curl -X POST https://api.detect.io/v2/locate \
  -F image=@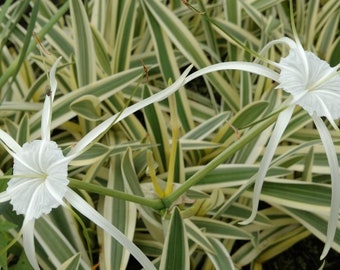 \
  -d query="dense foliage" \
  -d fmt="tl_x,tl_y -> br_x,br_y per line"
0,0 -> 339,269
